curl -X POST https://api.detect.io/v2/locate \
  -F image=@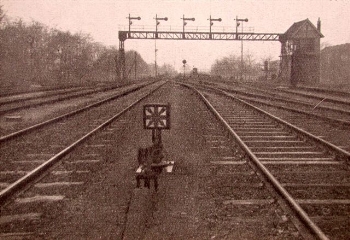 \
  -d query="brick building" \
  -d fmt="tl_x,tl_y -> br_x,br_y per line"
279,19 -> 324,86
